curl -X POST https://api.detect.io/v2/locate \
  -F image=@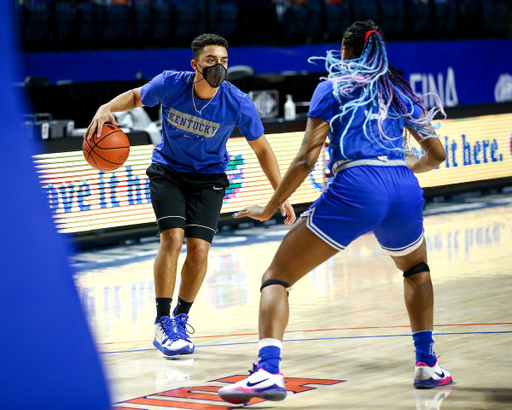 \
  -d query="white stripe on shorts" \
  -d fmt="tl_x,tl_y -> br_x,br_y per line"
380,230 -> 425,256
185,223 -> 217,233
156,215 -> 186,223
304,208 -> 346,251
